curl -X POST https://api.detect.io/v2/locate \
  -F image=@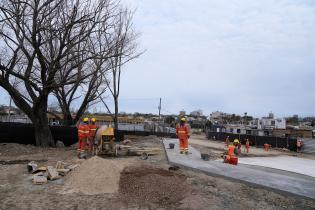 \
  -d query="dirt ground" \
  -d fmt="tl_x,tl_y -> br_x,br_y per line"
0,136 -> 315,210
